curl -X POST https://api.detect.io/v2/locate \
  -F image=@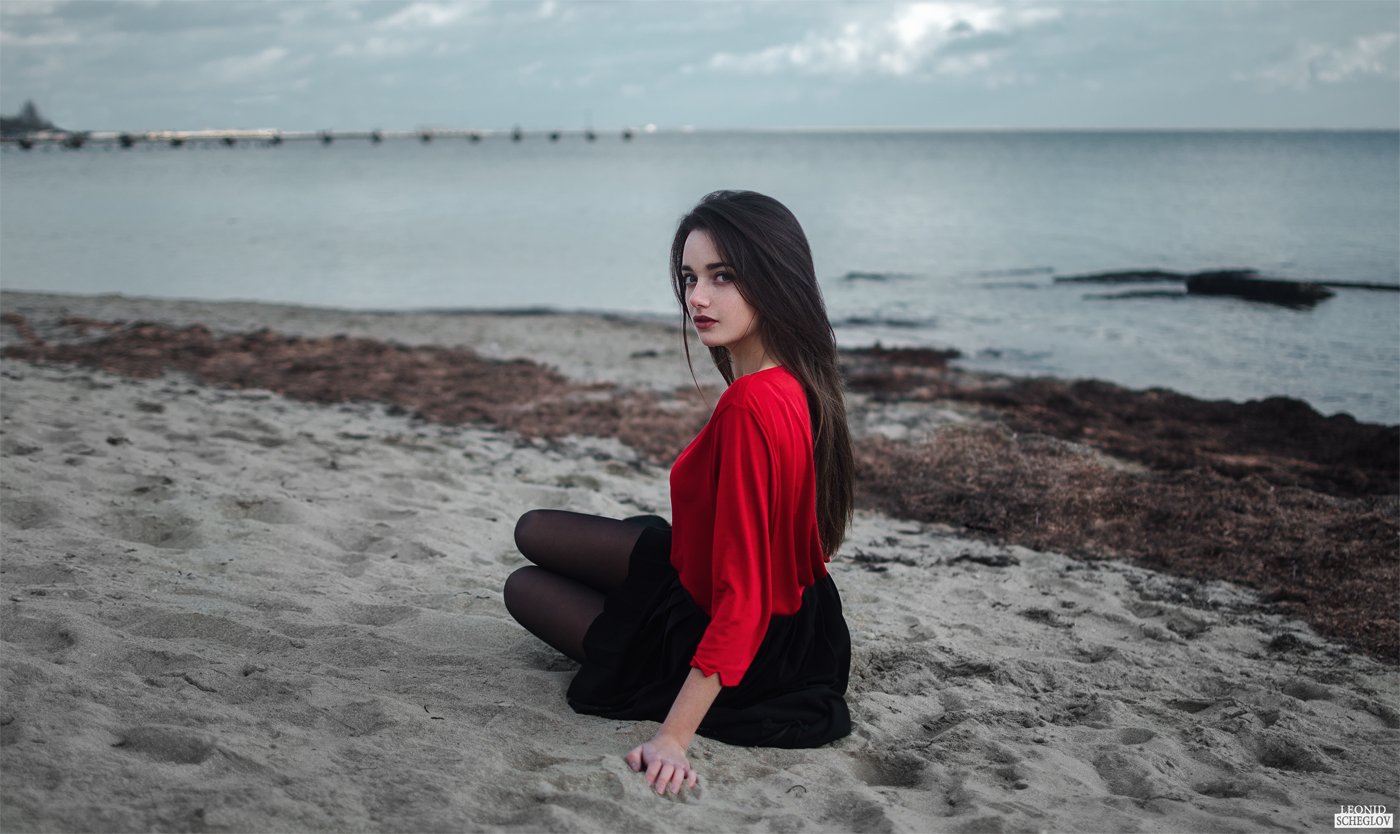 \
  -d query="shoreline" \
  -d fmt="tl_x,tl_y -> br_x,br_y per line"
5,289 -> 1393,426
2,289 -> 1397,831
